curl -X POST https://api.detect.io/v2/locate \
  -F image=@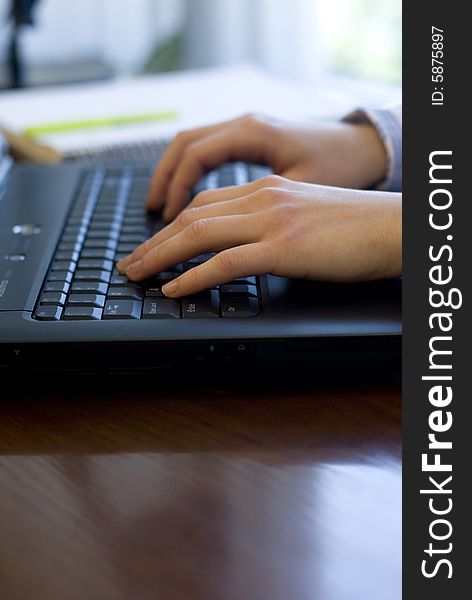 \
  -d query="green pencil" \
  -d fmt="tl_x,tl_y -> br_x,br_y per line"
24,110 -> 179,138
